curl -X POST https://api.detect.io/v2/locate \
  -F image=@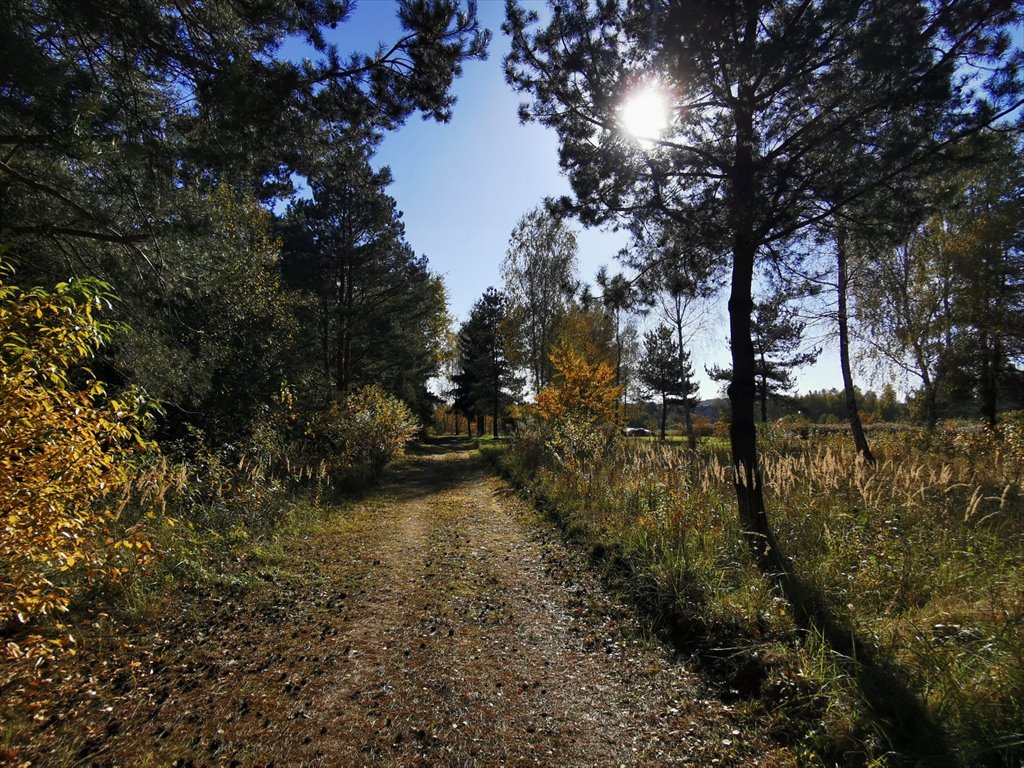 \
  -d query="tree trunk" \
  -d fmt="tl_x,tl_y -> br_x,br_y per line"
730,238 -> 782,573
343,272 -> 354,392
336,265 -> 354,392
660,394 -> 668,440
615,311 -> 622,385
923,375 -> 938,429
616,315 -> 625,421
836,227 -> 875,464
978,329 -> 1000,428
730,259 -> 783,571
911,338 -> 940,428
335,278 -> 345,390
990,334 -> 1002,428
532,309 -> 546,393
729,89 -> 785,576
